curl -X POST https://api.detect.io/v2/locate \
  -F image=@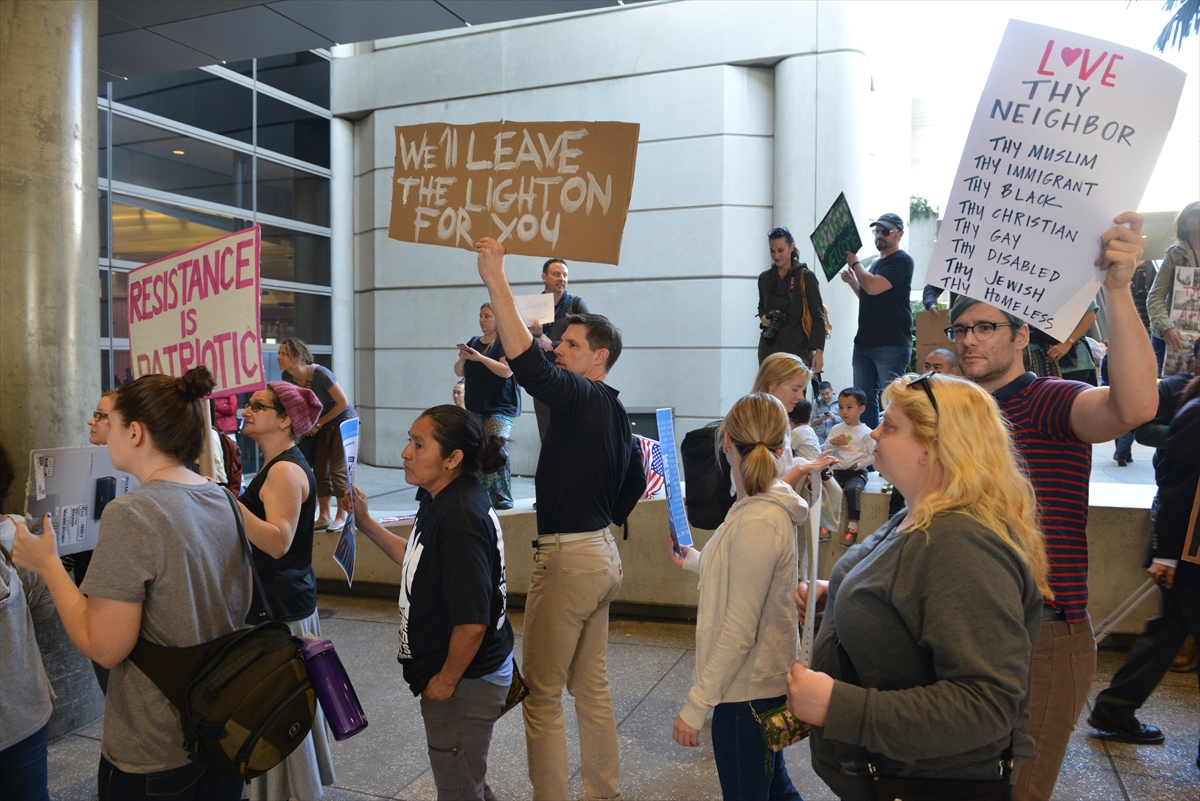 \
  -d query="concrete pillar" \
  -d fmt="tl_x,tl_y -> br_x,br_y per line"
330,116 -> 354,405
774,50 -> 869,392
0,0 -> 100,509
